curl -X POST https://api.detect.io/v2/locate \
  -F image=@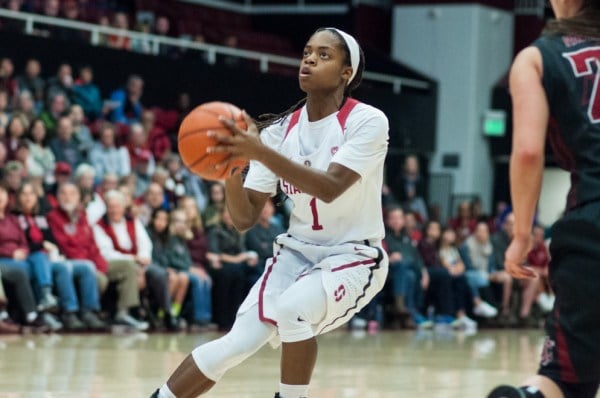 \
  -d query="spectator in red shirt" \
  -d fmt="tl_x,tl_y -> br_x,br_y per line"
127,122 -> 156,175
448,201 -> 477,245
47,182 -> 146,330
0,184 -> 59,313
0,58 -> 18,99
141,109 -> 171,162
4,114 -> 28,161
